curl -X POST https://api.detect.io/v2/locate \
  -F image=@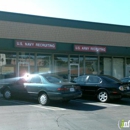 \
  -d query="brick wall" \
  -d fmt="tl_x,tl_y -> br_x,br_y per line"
0,20 -> 130,47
